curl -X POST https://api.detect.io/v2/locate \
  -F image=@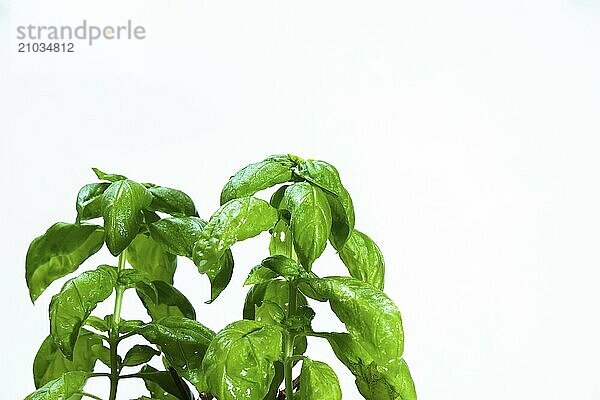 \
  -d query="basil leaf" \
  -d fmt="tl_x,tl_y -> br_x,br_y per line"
302,277 -> 404,377
26,222 -> 104,302
205,248 -> 234,303
327,333 -> 416,400
92,167 -> 127,182
123,344 -> 160,367
135,316 -> 215,387
24,371 -> 89,400
147,186 -> 197,217
245,255 -> 309,285
102,179 -> 153,255
85,316 -> 108,332
33,329 -> 102,388
138,365 -> 193,400
76,183 -> 109,222
297,358 -> 342,400
220,155 -> 296,205
201,320 -> 283,400
149,216 -> 206,257
282,182 -> 332,268
136,280 -> 196,320
49,265 -> 118,359
243,280 -> 308,322
192,196 -> 278,272
294,159 -> 355,249
127,234 -> 177,284
91,343 -> 112,368
338,230 -> 385,290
